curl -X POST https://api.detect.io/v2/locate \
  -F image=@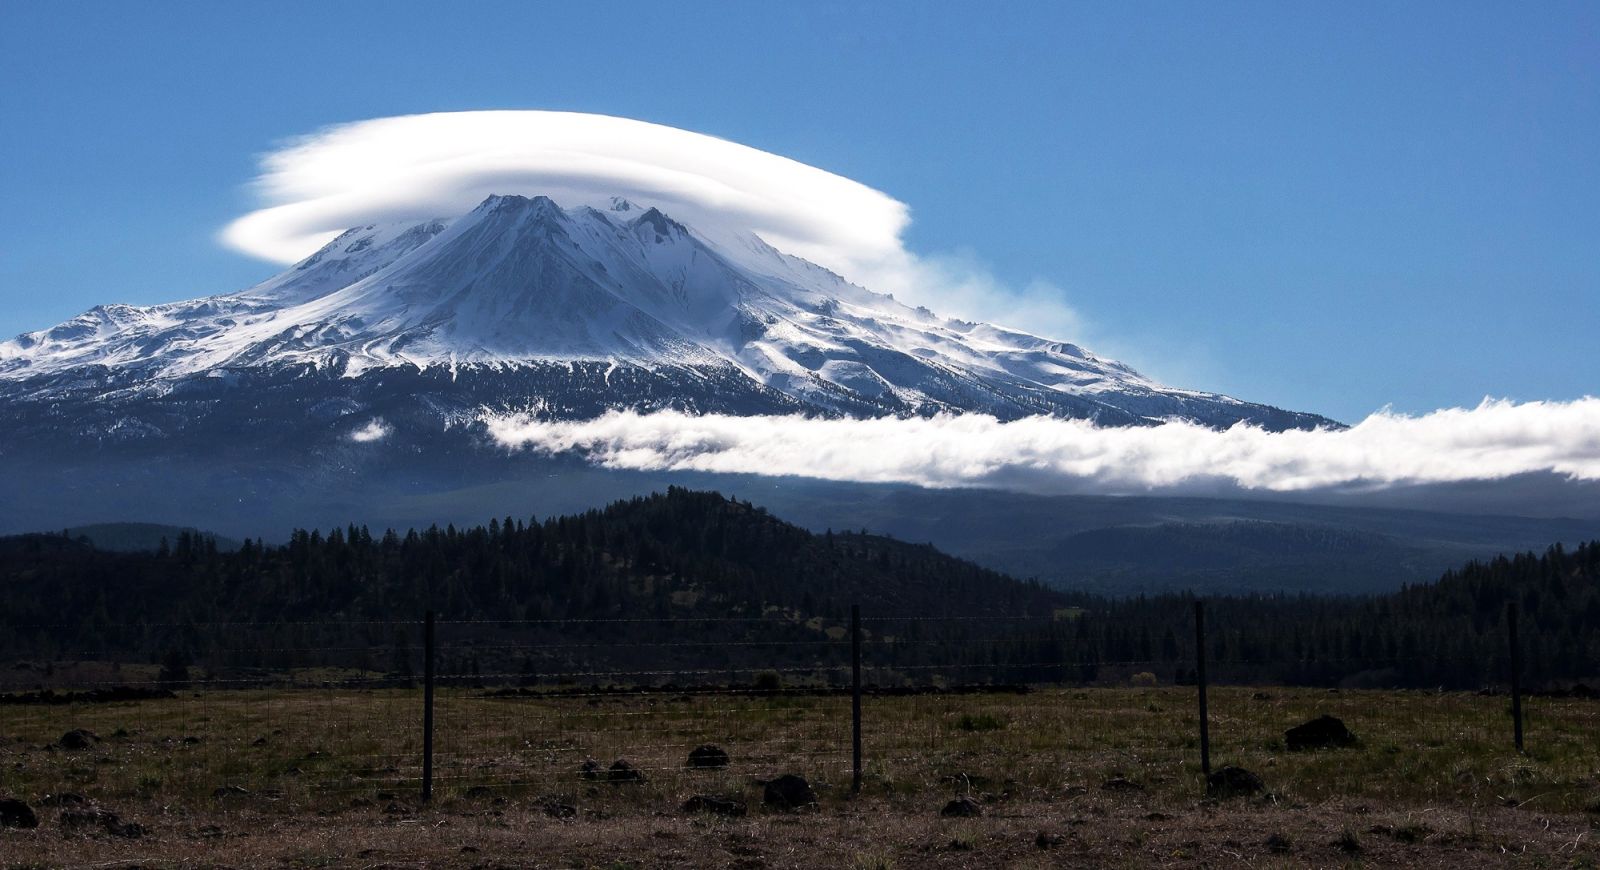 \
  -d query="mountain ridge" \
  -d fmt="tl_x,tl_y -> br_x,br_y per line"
1,194 -> 1336,437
